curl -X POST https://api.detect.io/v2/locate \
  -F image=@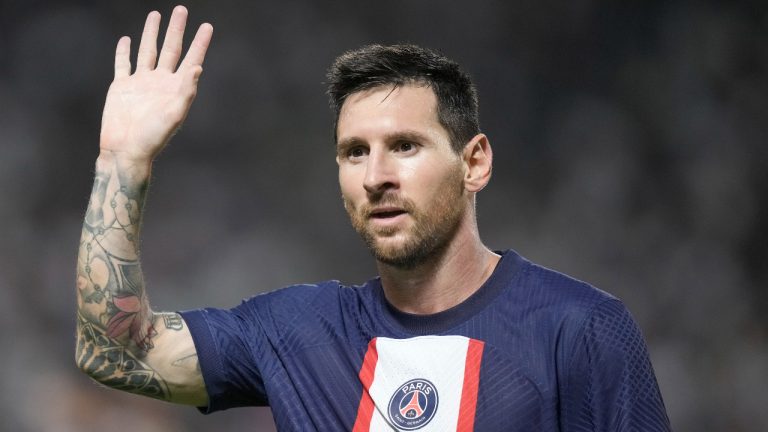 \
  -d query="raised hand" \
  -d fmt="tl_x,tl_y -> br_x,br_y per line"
100,6 -> 213,163
76,6 -> 212,405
